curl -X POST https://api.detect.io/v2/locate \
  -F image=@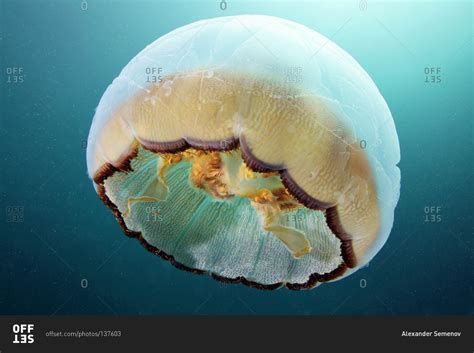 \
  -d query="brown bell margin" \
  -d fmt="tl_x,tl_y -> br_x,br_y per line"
92,135 -> 357,290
